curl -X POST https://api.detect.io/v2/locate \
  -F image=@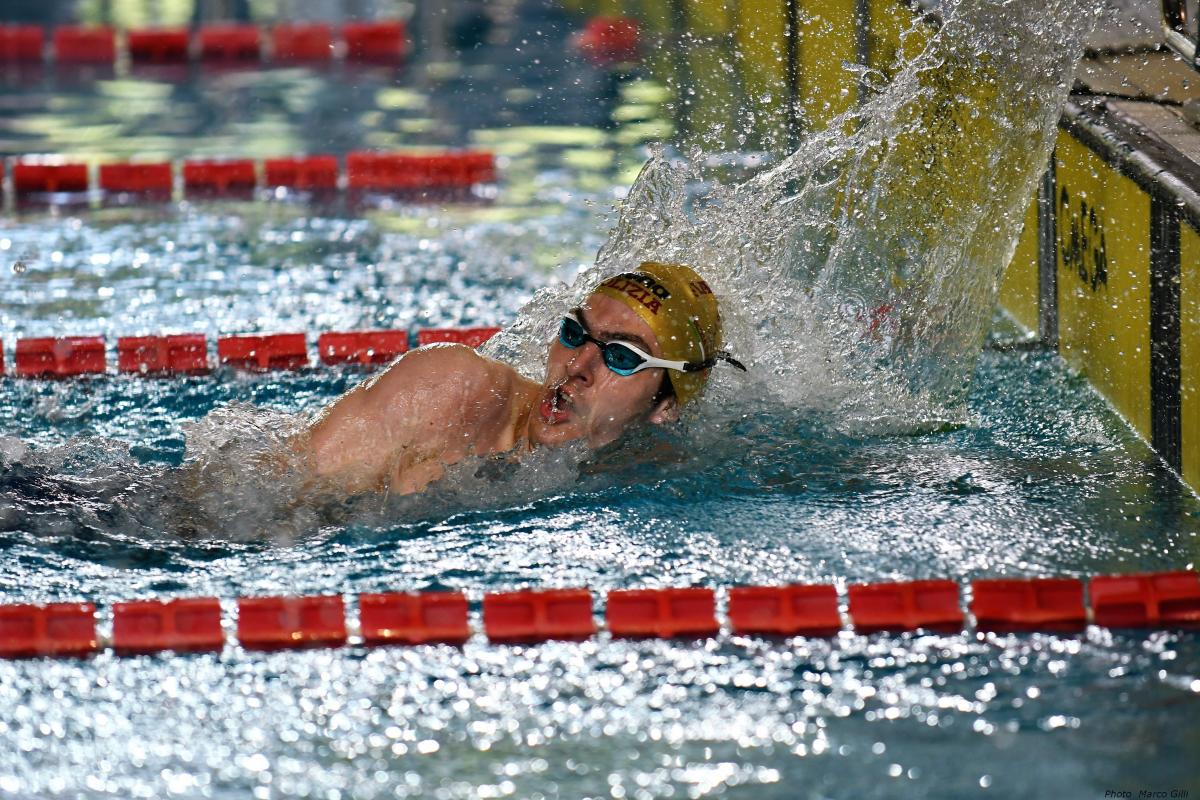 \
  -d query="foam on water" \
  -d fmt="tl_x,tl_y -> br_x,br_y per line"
490,0 -> 1094,436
